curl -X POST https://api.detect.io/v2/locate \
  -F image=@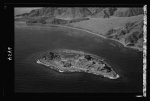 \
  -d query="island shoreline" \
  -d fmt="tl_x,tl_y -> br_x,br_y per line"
36,49 -> 120,80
